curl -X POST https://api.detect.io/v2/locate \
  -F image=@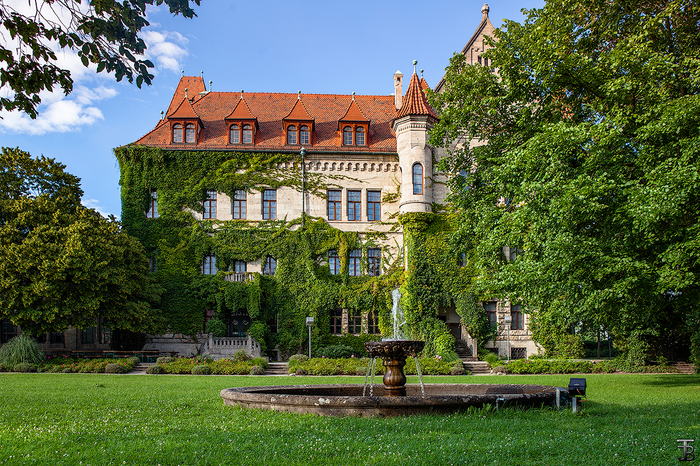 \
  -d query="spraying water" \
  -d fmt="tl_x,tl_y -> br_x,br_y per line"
389,288 -> 406,340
